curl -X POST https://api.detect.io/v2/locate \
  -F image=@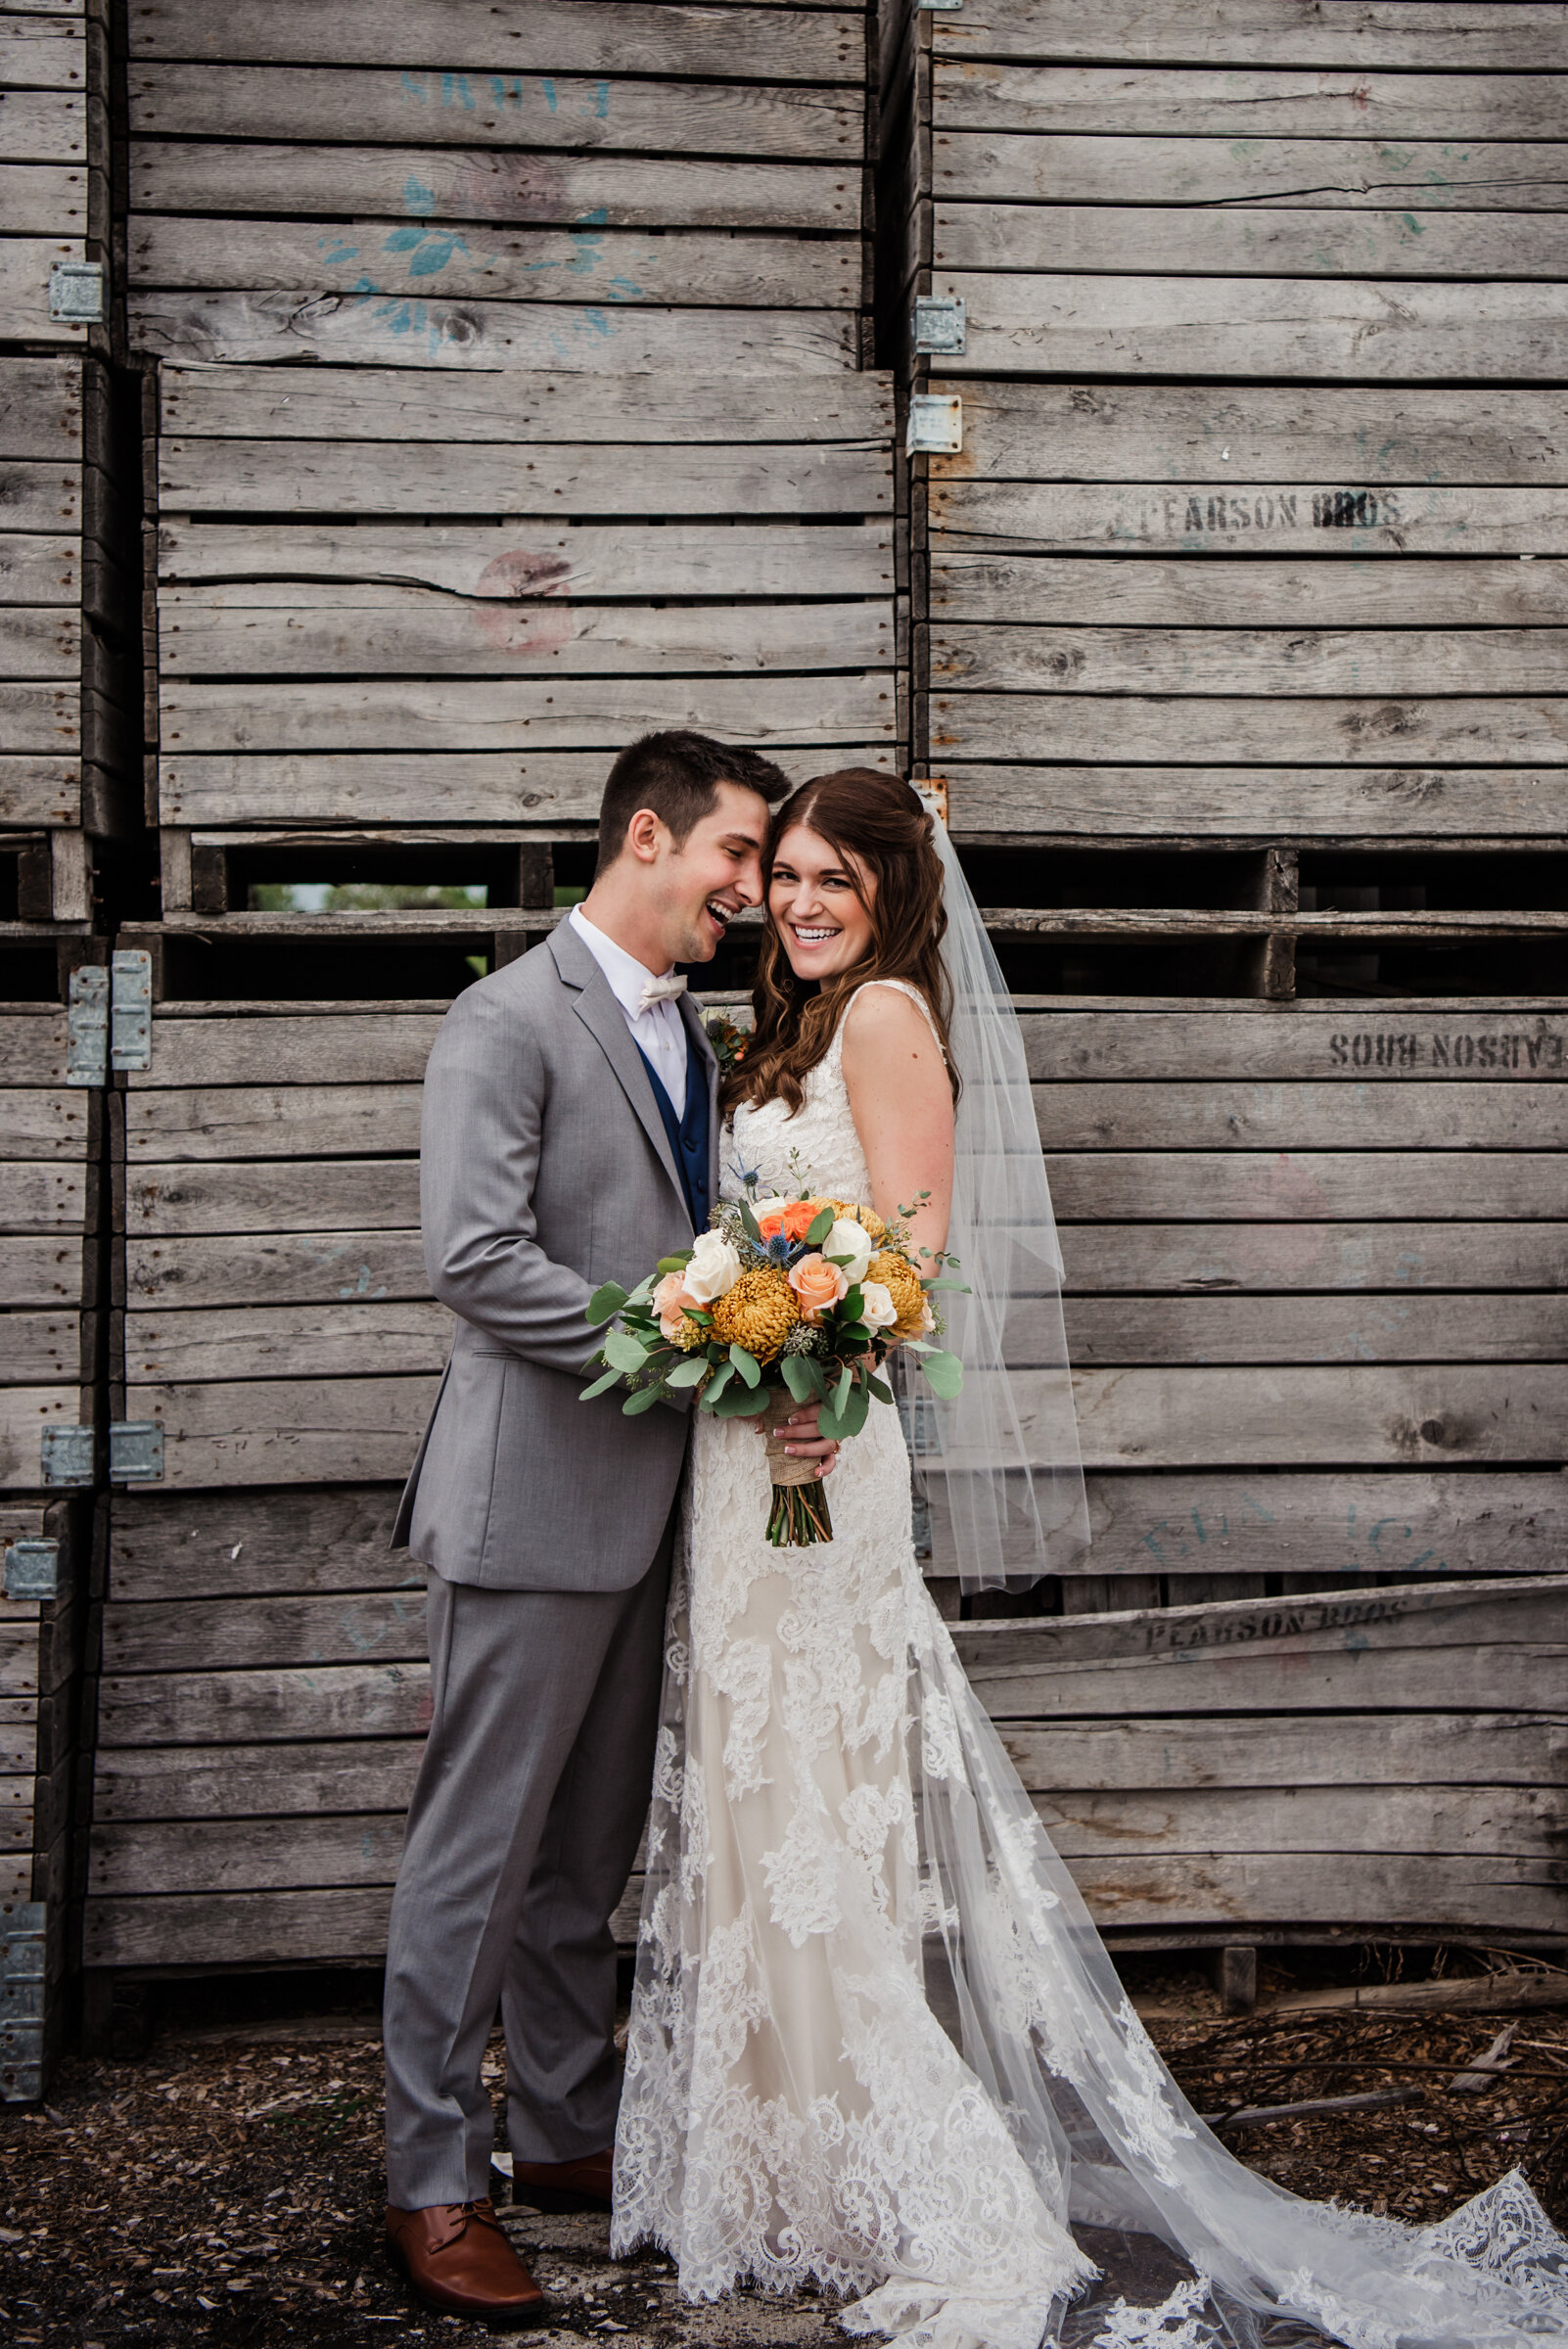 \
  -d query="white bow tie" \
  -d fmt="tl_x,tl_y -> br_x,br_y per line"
637,972 -> 687,1014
